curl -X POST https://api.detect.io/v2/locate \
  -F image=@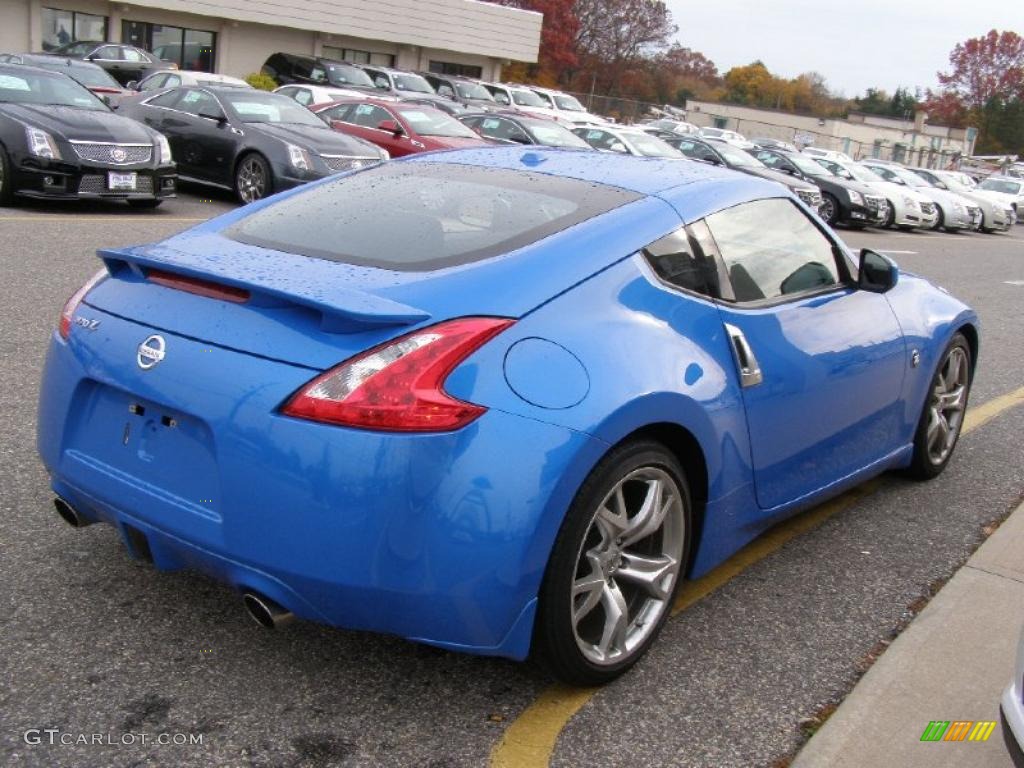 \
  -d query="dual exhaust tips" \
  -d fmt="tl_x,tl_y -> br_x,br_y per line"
53,497 -> 294,630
